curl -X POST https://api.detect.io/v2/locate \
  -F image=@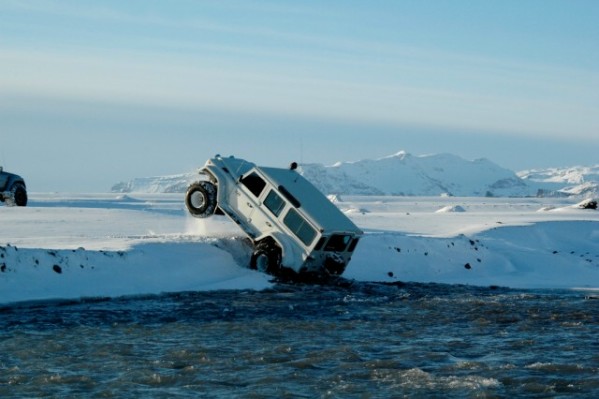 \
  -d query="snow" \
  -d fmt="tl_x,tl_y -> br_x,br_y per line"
518,164 -> 599,197
2,193 -> 598,305
281,152 -> 530,197
518,165 -> 599,185
112,173 -> 197,194
435,205 -> 466,213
